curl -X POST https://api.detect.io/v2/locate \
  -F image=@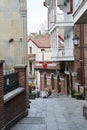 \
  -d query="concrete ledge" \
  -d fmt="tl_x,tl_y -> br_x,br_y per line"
4,87 -> 25,103
14,64 -> 27,68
